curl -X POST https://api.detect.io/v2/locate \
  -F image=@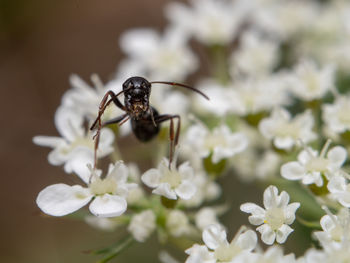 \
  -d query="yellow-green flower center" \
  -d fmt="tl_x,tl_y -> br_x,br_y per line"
265,207 -> 285,230
90,176 -> 117,195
